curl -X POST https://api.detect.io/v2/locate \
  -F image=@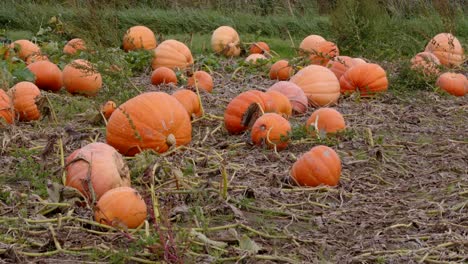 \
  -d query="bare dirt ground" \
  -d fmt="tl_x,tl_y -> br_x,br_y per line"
0,65 -> 467,263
